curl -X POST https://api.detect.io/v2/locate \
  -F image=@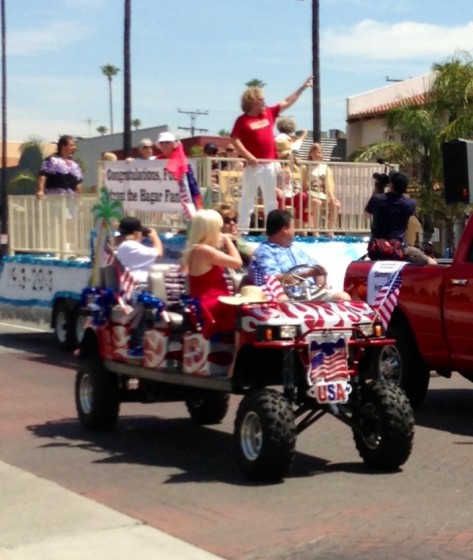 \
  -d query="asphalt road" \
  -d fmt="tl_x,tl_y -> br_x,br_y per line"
1,320 -> 473,560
